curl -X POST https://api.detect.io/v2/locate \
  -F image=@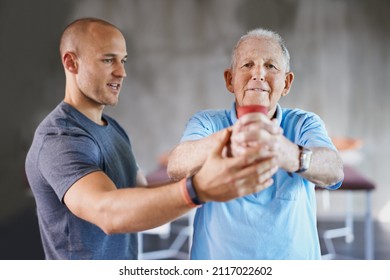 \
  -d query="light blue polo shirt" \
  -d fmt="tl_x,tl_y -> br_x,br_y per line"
181,103 -> 342,259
